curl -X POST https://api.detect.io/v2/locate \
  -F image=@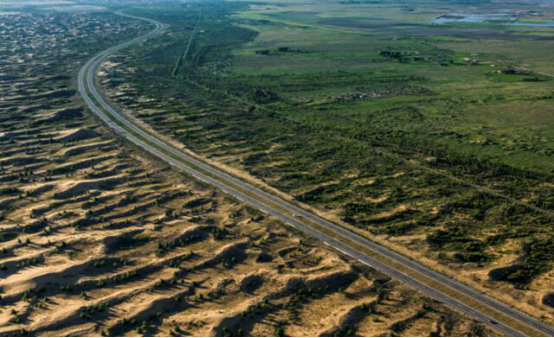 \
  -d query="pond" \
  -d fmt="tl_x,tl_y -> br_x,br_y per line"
432,13 -> 554,27
512,22 -> 554,27
432,13 -> 516,24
